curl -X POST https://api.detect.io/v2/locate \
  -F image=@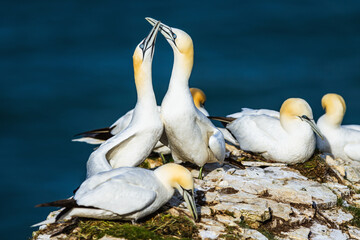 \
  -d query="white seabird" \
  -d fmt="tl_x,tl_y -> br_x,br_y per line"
33,163 -> 198,226
317,93 -> 360,162
211,98 -> 324,164
86,22 -> 163,177
146,17 -> 225,179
